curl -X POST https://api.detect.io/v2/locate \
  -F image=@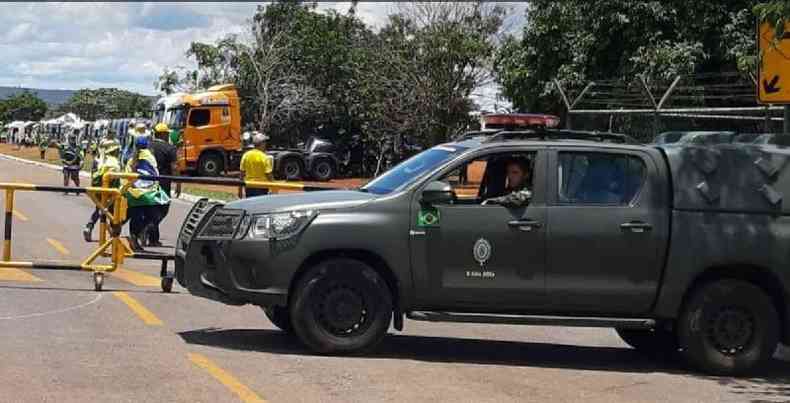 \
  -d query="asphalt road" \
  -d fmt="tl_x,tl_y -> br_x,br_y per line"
0,155 -> 788,403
